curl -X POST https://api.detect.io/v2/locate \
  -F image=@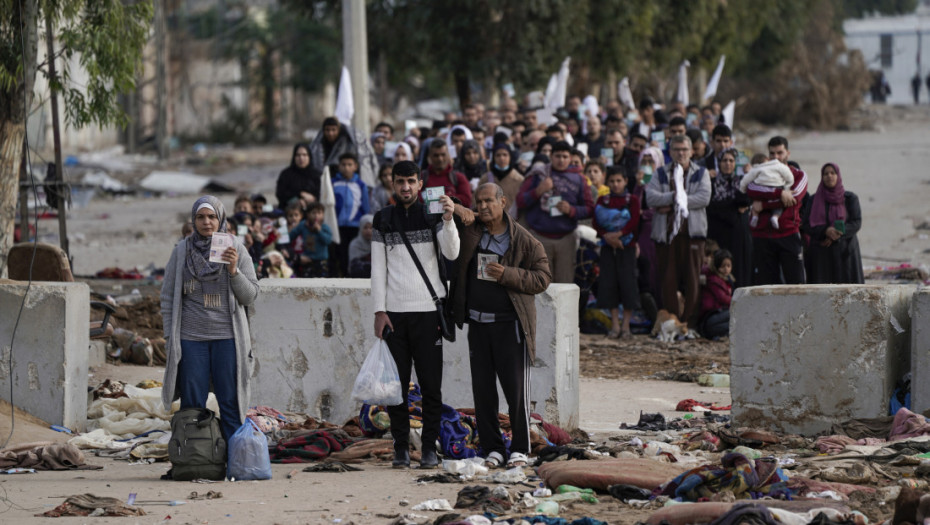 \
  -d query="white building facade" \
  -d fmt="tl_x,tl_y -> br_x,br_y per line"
844,1 -> 930,105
